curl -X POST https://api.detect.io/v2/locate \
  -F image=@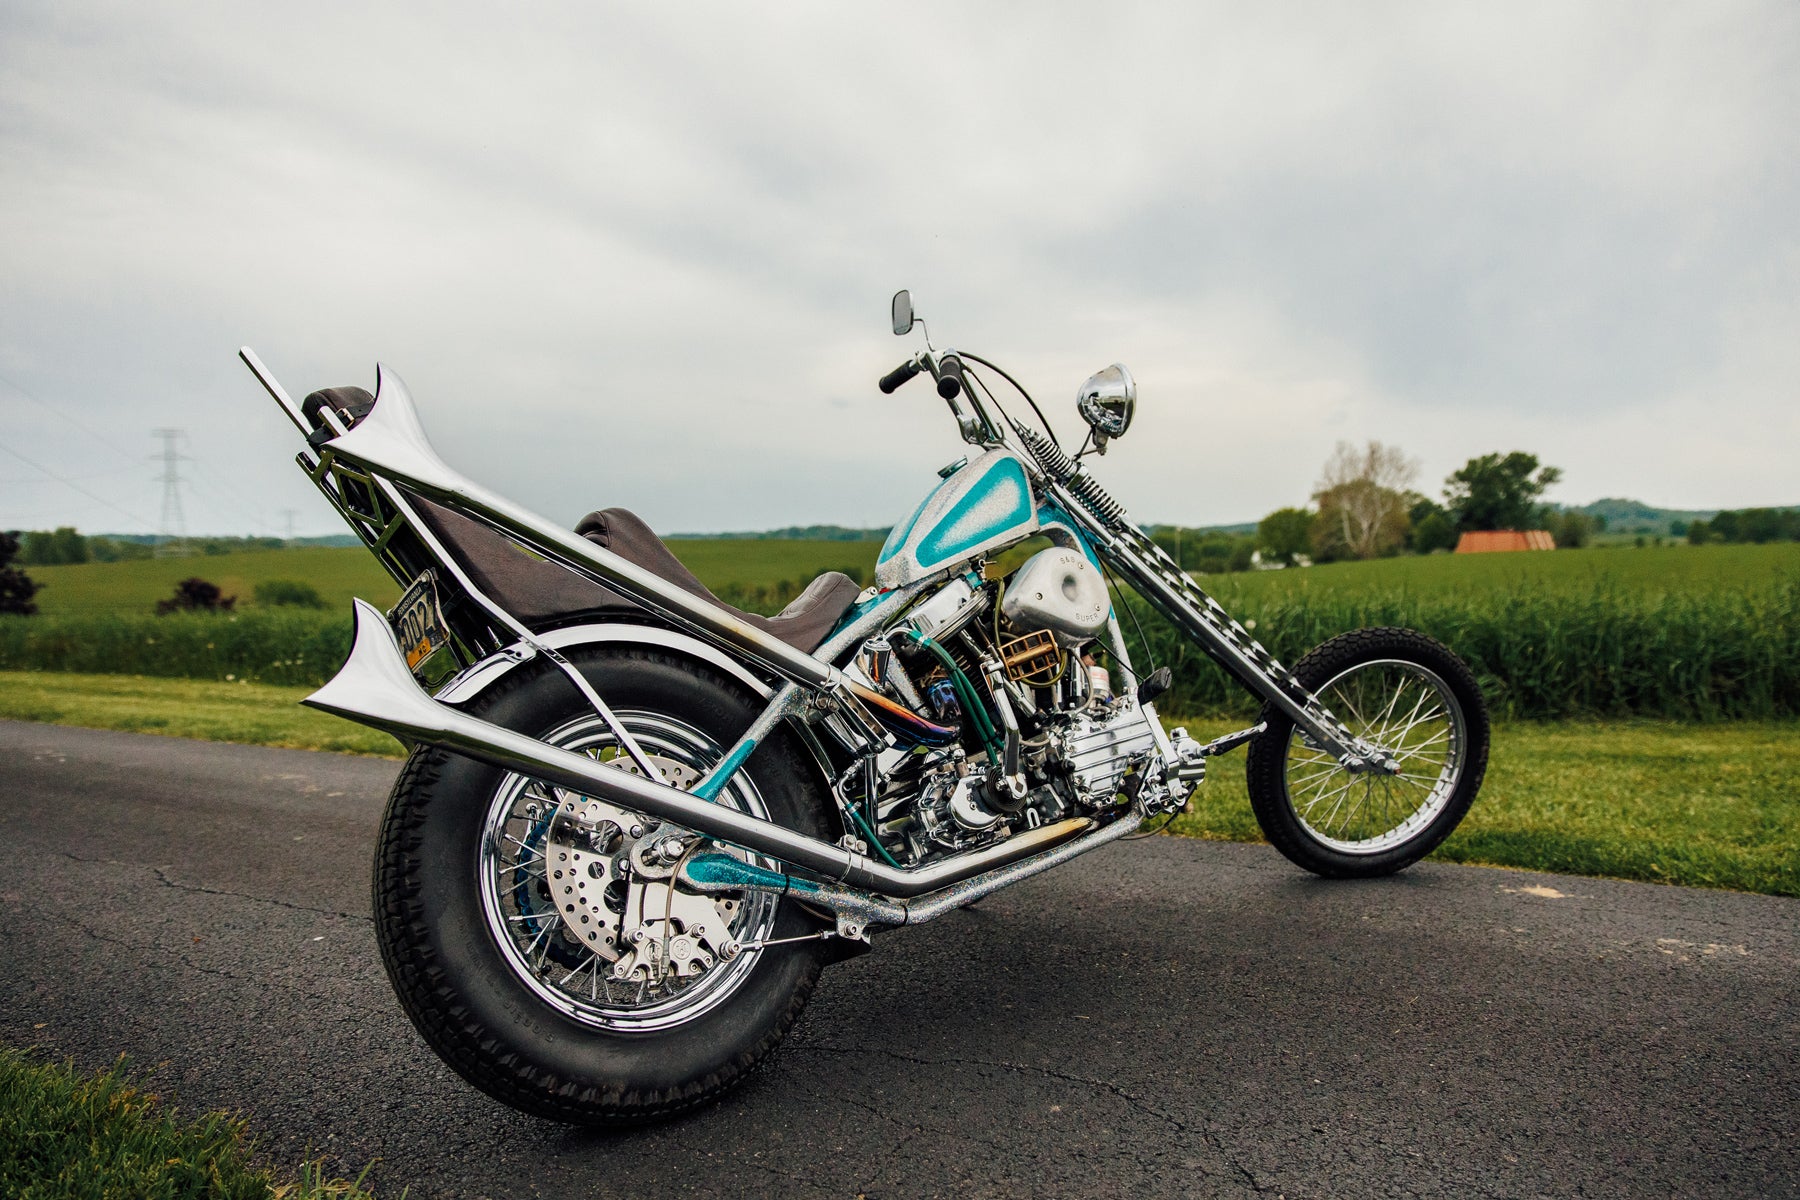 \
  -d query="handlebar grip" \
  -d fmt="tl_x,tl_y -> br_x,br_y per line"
935,353 -> 964,400
879,358 -> 923,394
